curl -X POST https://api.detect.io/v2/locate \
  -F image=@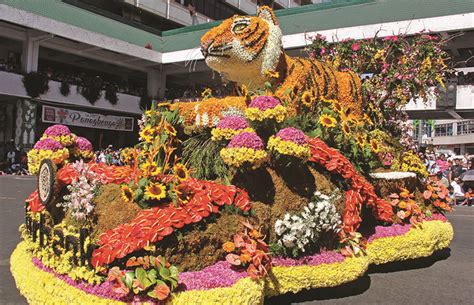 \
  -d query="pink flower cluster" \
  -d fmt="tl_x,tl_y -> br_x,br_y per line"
33,138 -> 63,151
227,132 -> 264,150
44,124 -> 71,137
275,127 -> 308,145
216,116 -> 249,130
248,96 -> 280,111
75,136 -> 93,151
